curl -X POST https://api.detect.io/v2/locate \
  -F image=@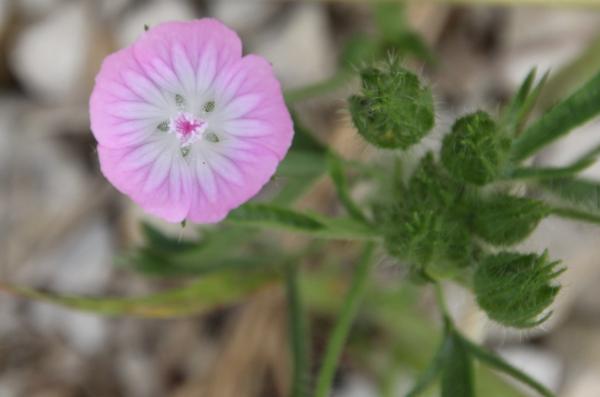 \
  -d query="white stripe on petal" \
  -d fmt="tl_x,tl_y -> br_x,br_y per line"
205,150 -> 244,186
108,101 -> 167,120
194,154 -> 218,203
220,118 -> 271,137
122,136 -> 174,171
148,58 -> 184,94
122,70 -> 169,108
172,44 -> 196,95
195,43 -> 217,95
143,149 -> 173,193
221,94 -> 261,120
